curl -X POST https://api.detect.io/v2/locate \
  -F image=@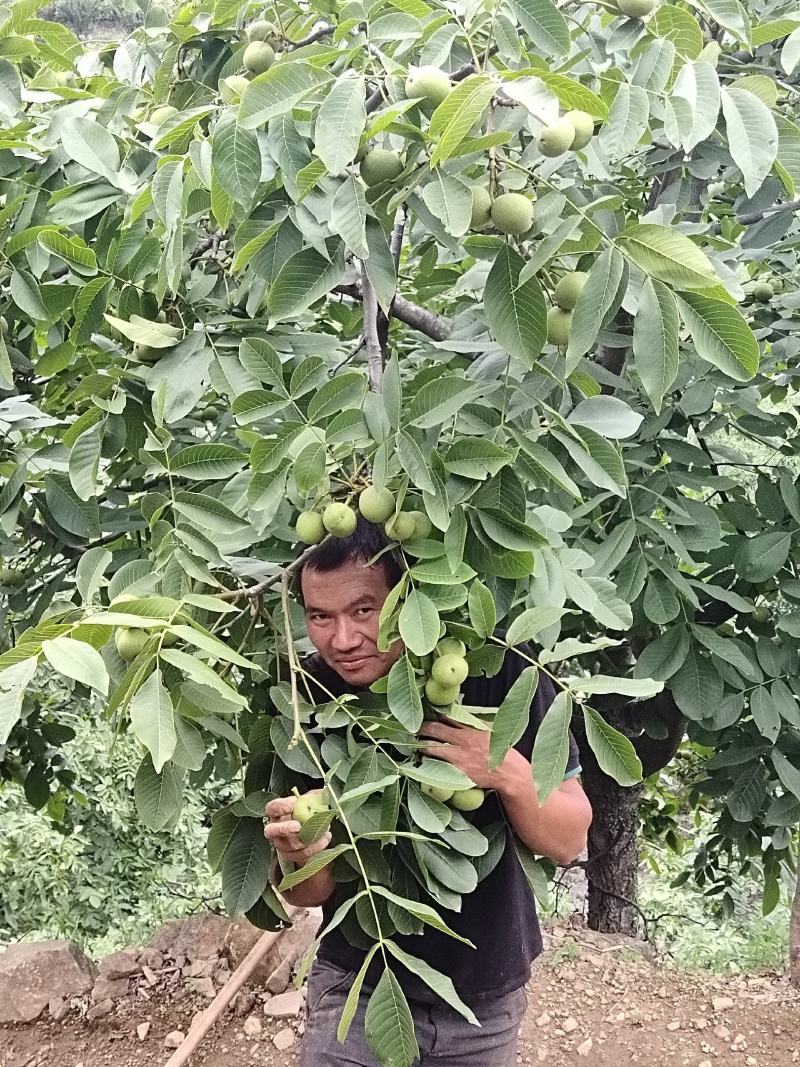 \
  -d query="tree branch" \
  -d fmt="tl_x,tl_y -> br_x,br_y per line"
334,284 -> 451,341
360,264 -> 384,391
286,23 -> 335,48
216,540 -> 326,602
